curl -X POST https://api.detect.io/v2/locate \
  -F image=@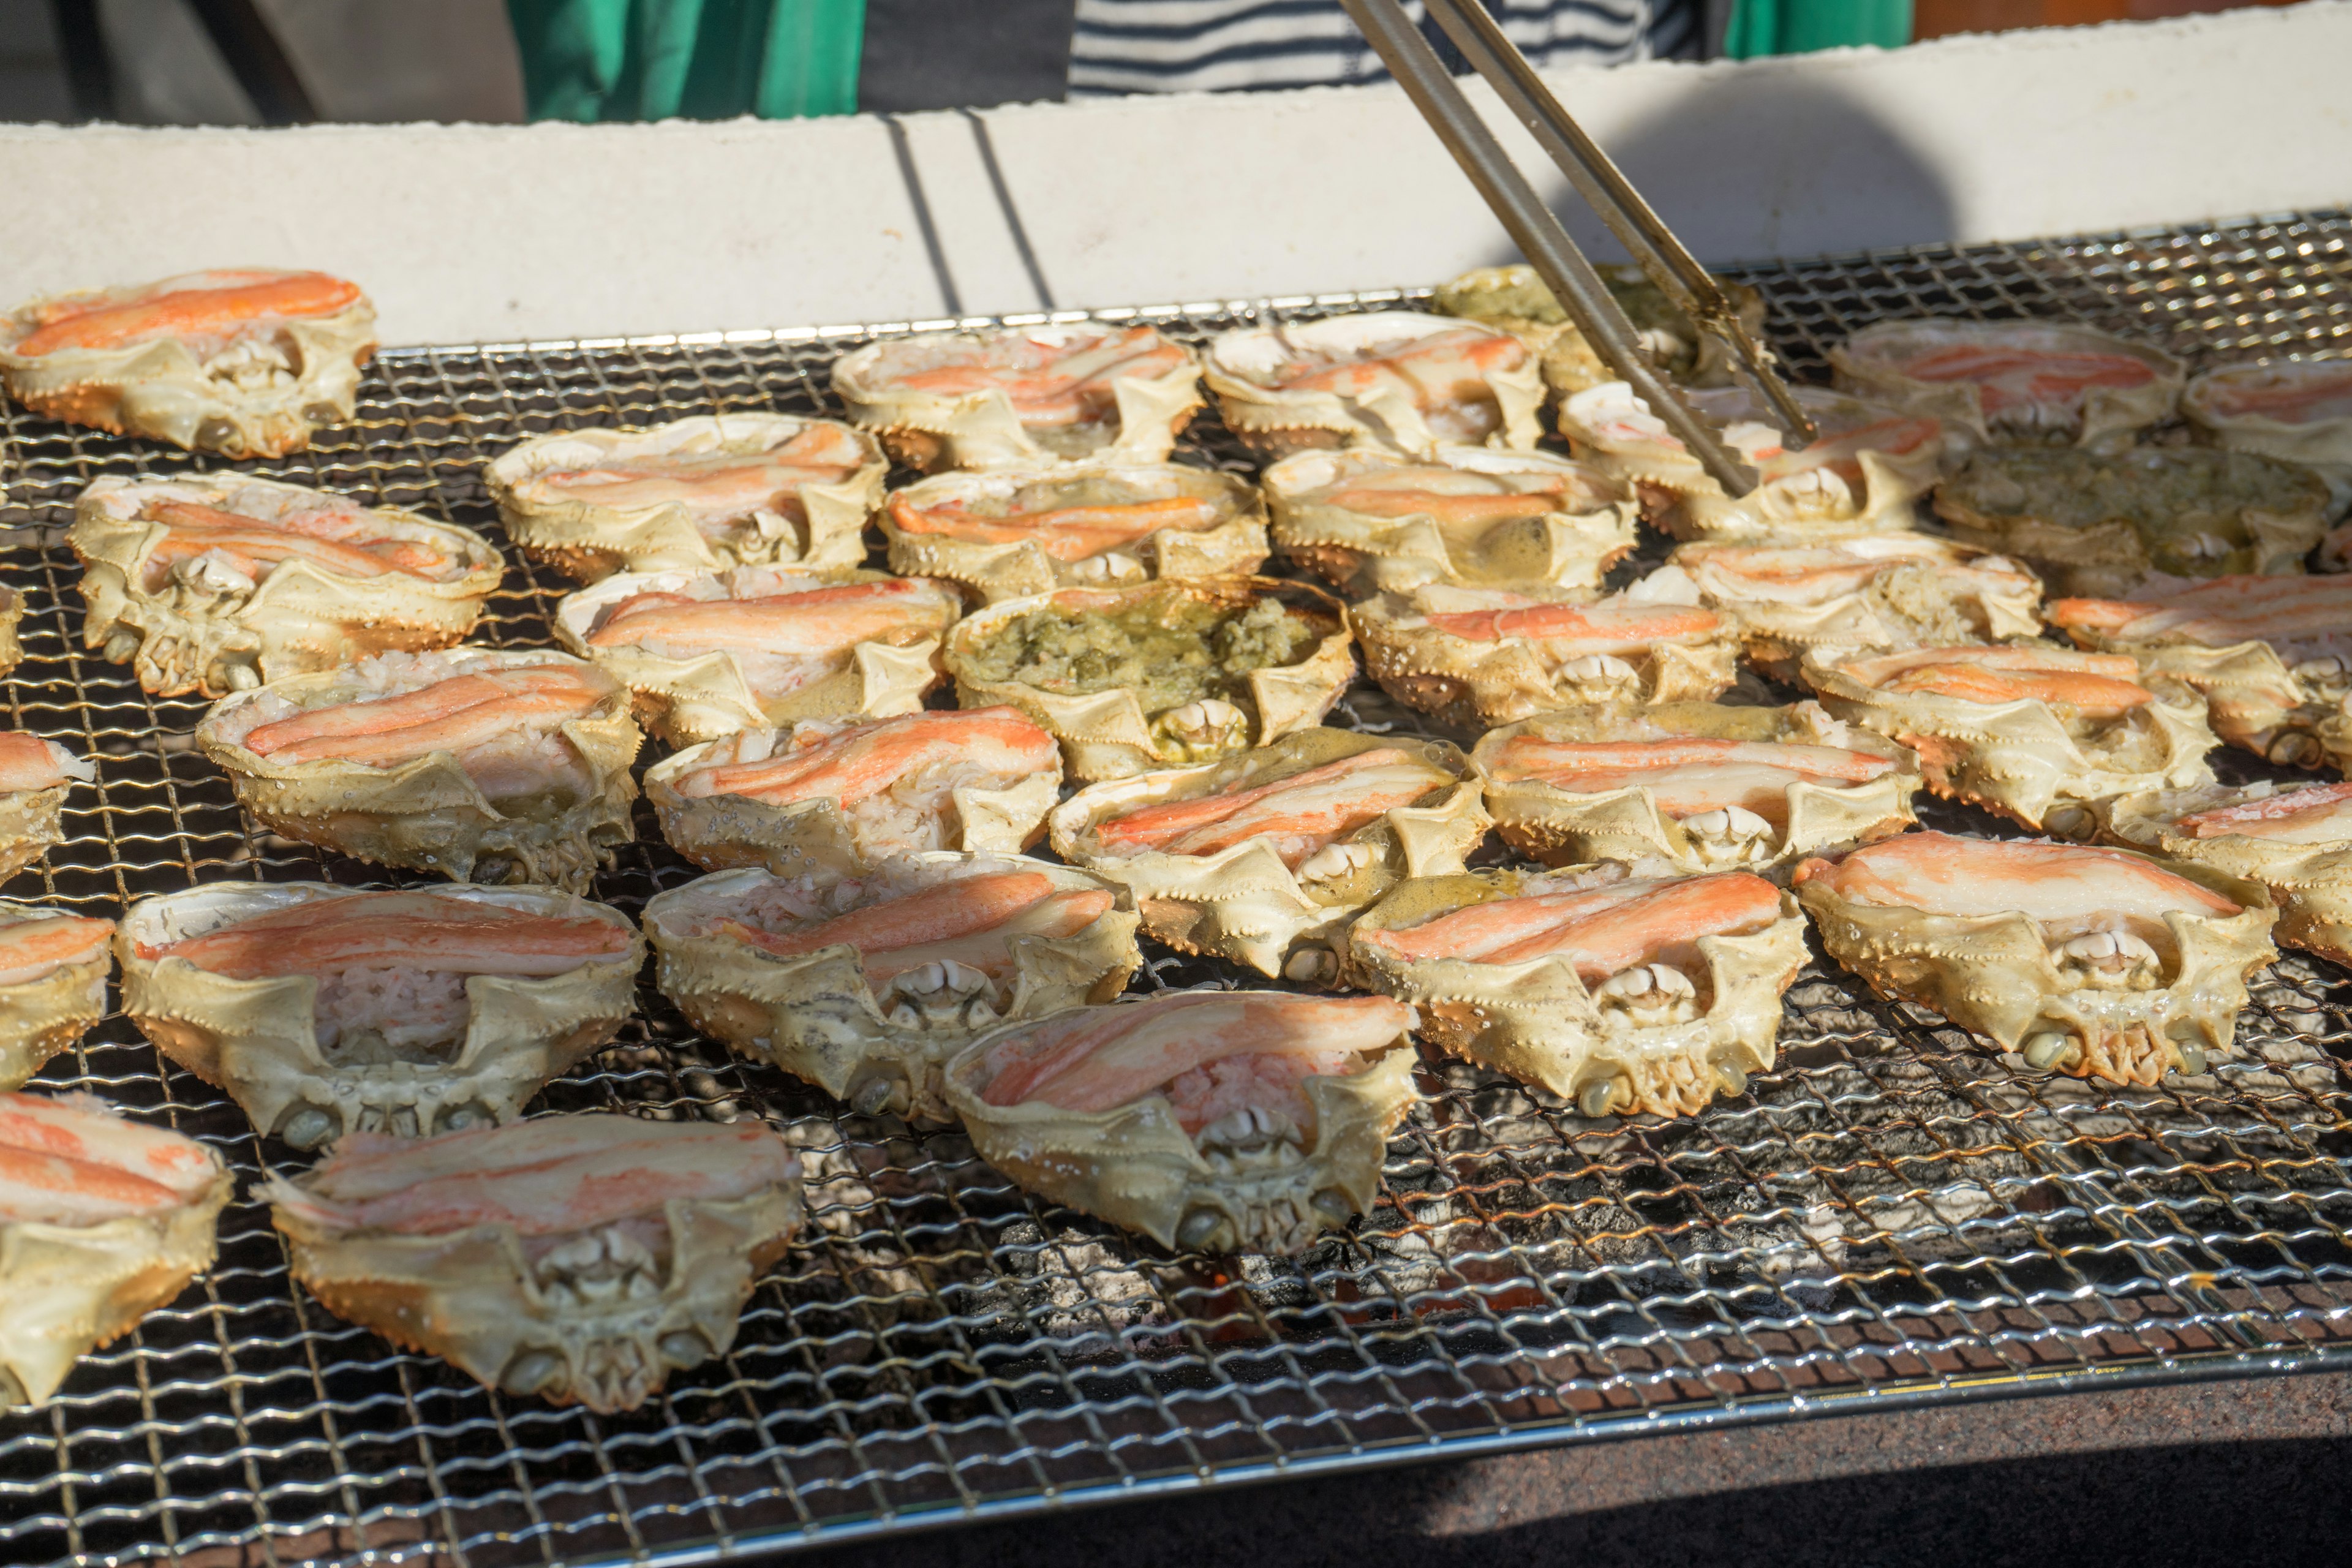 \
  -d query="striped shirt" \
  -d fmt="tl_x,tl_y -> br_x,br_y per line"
1069,0 -> 1656,97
